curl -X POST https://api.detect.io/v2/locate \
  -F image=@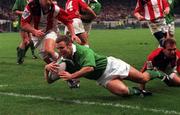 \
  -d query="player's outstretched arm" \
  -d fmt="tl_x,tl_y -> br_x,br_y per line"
59,66 -> 94,80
